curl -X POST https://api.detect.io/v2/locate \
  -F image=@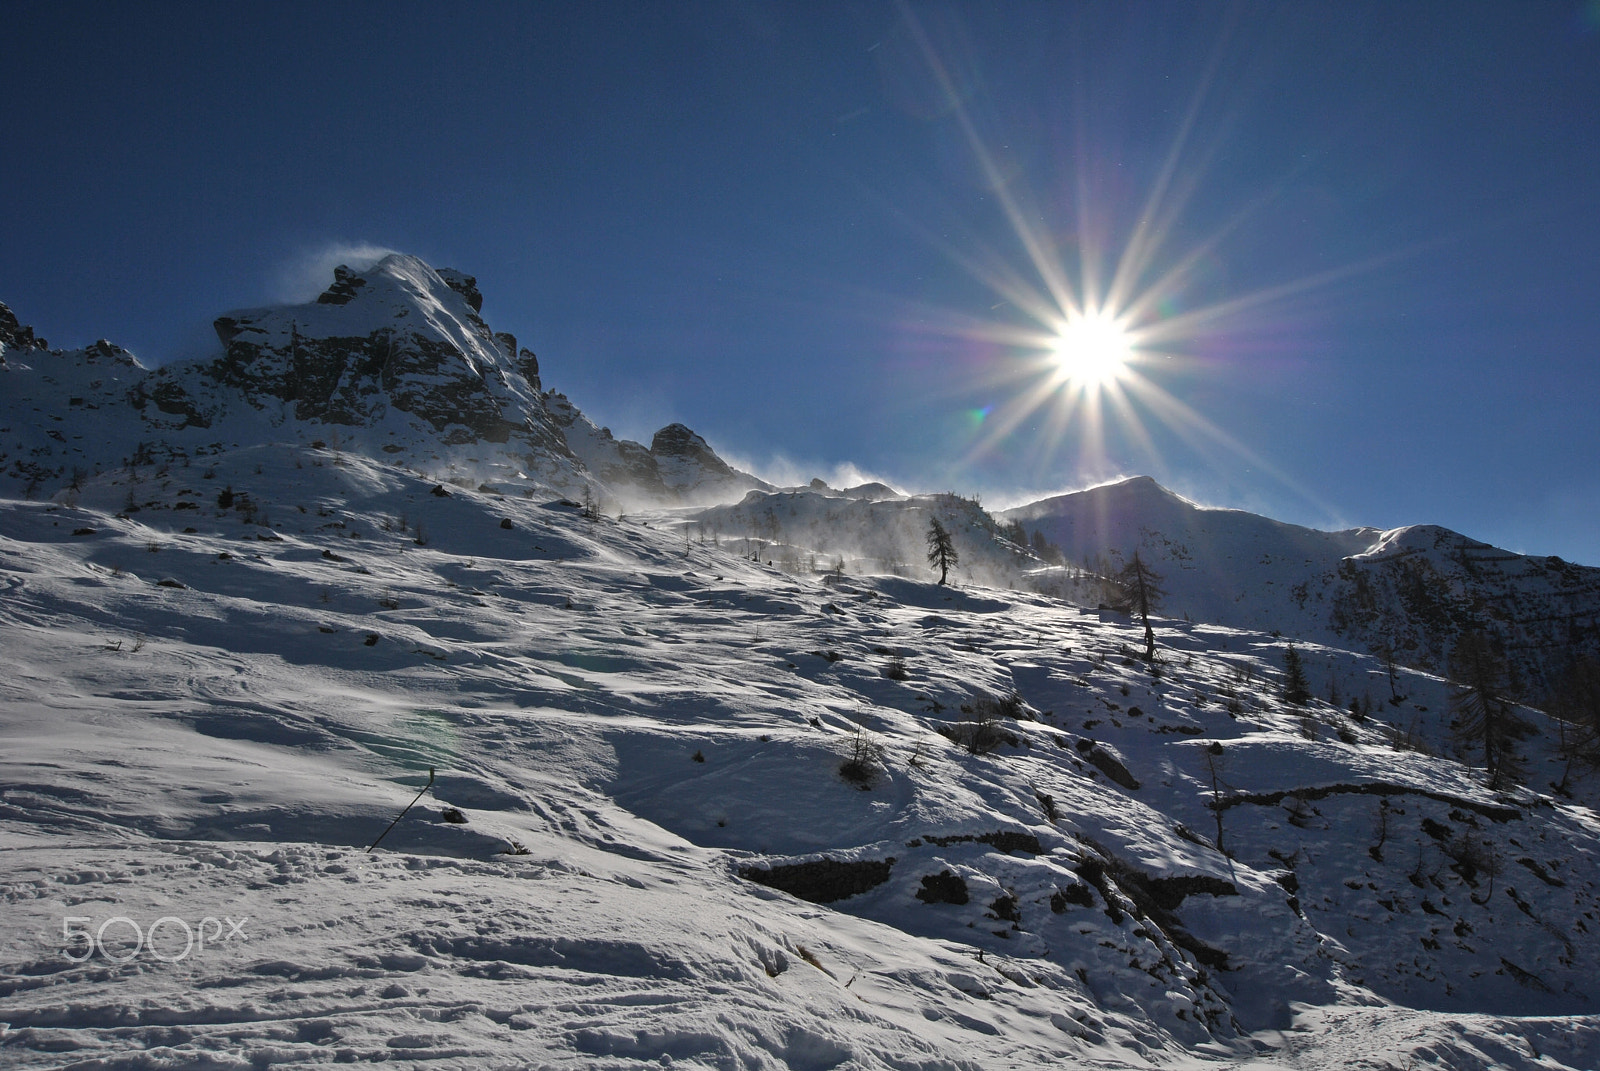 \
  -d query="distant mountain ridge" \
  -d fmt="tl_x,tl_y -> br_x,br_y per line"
1003,477 -> 1600,694
0,254 -> 767,505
